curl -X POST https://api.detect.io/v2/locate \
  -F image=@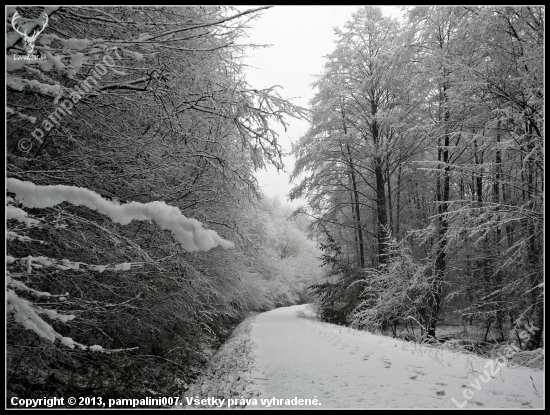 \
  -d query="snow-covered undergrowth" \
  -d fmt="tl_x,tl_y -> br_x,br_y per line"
350,325 -> 543,375
176,314 -> 262,409
383,322 -> 544,371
